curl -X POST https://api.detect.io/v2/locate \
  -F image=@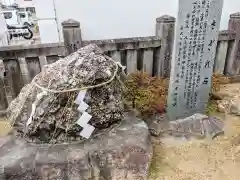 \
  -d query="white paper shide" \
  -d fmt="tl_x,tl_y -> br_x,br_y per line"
75,90 -> 95,139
